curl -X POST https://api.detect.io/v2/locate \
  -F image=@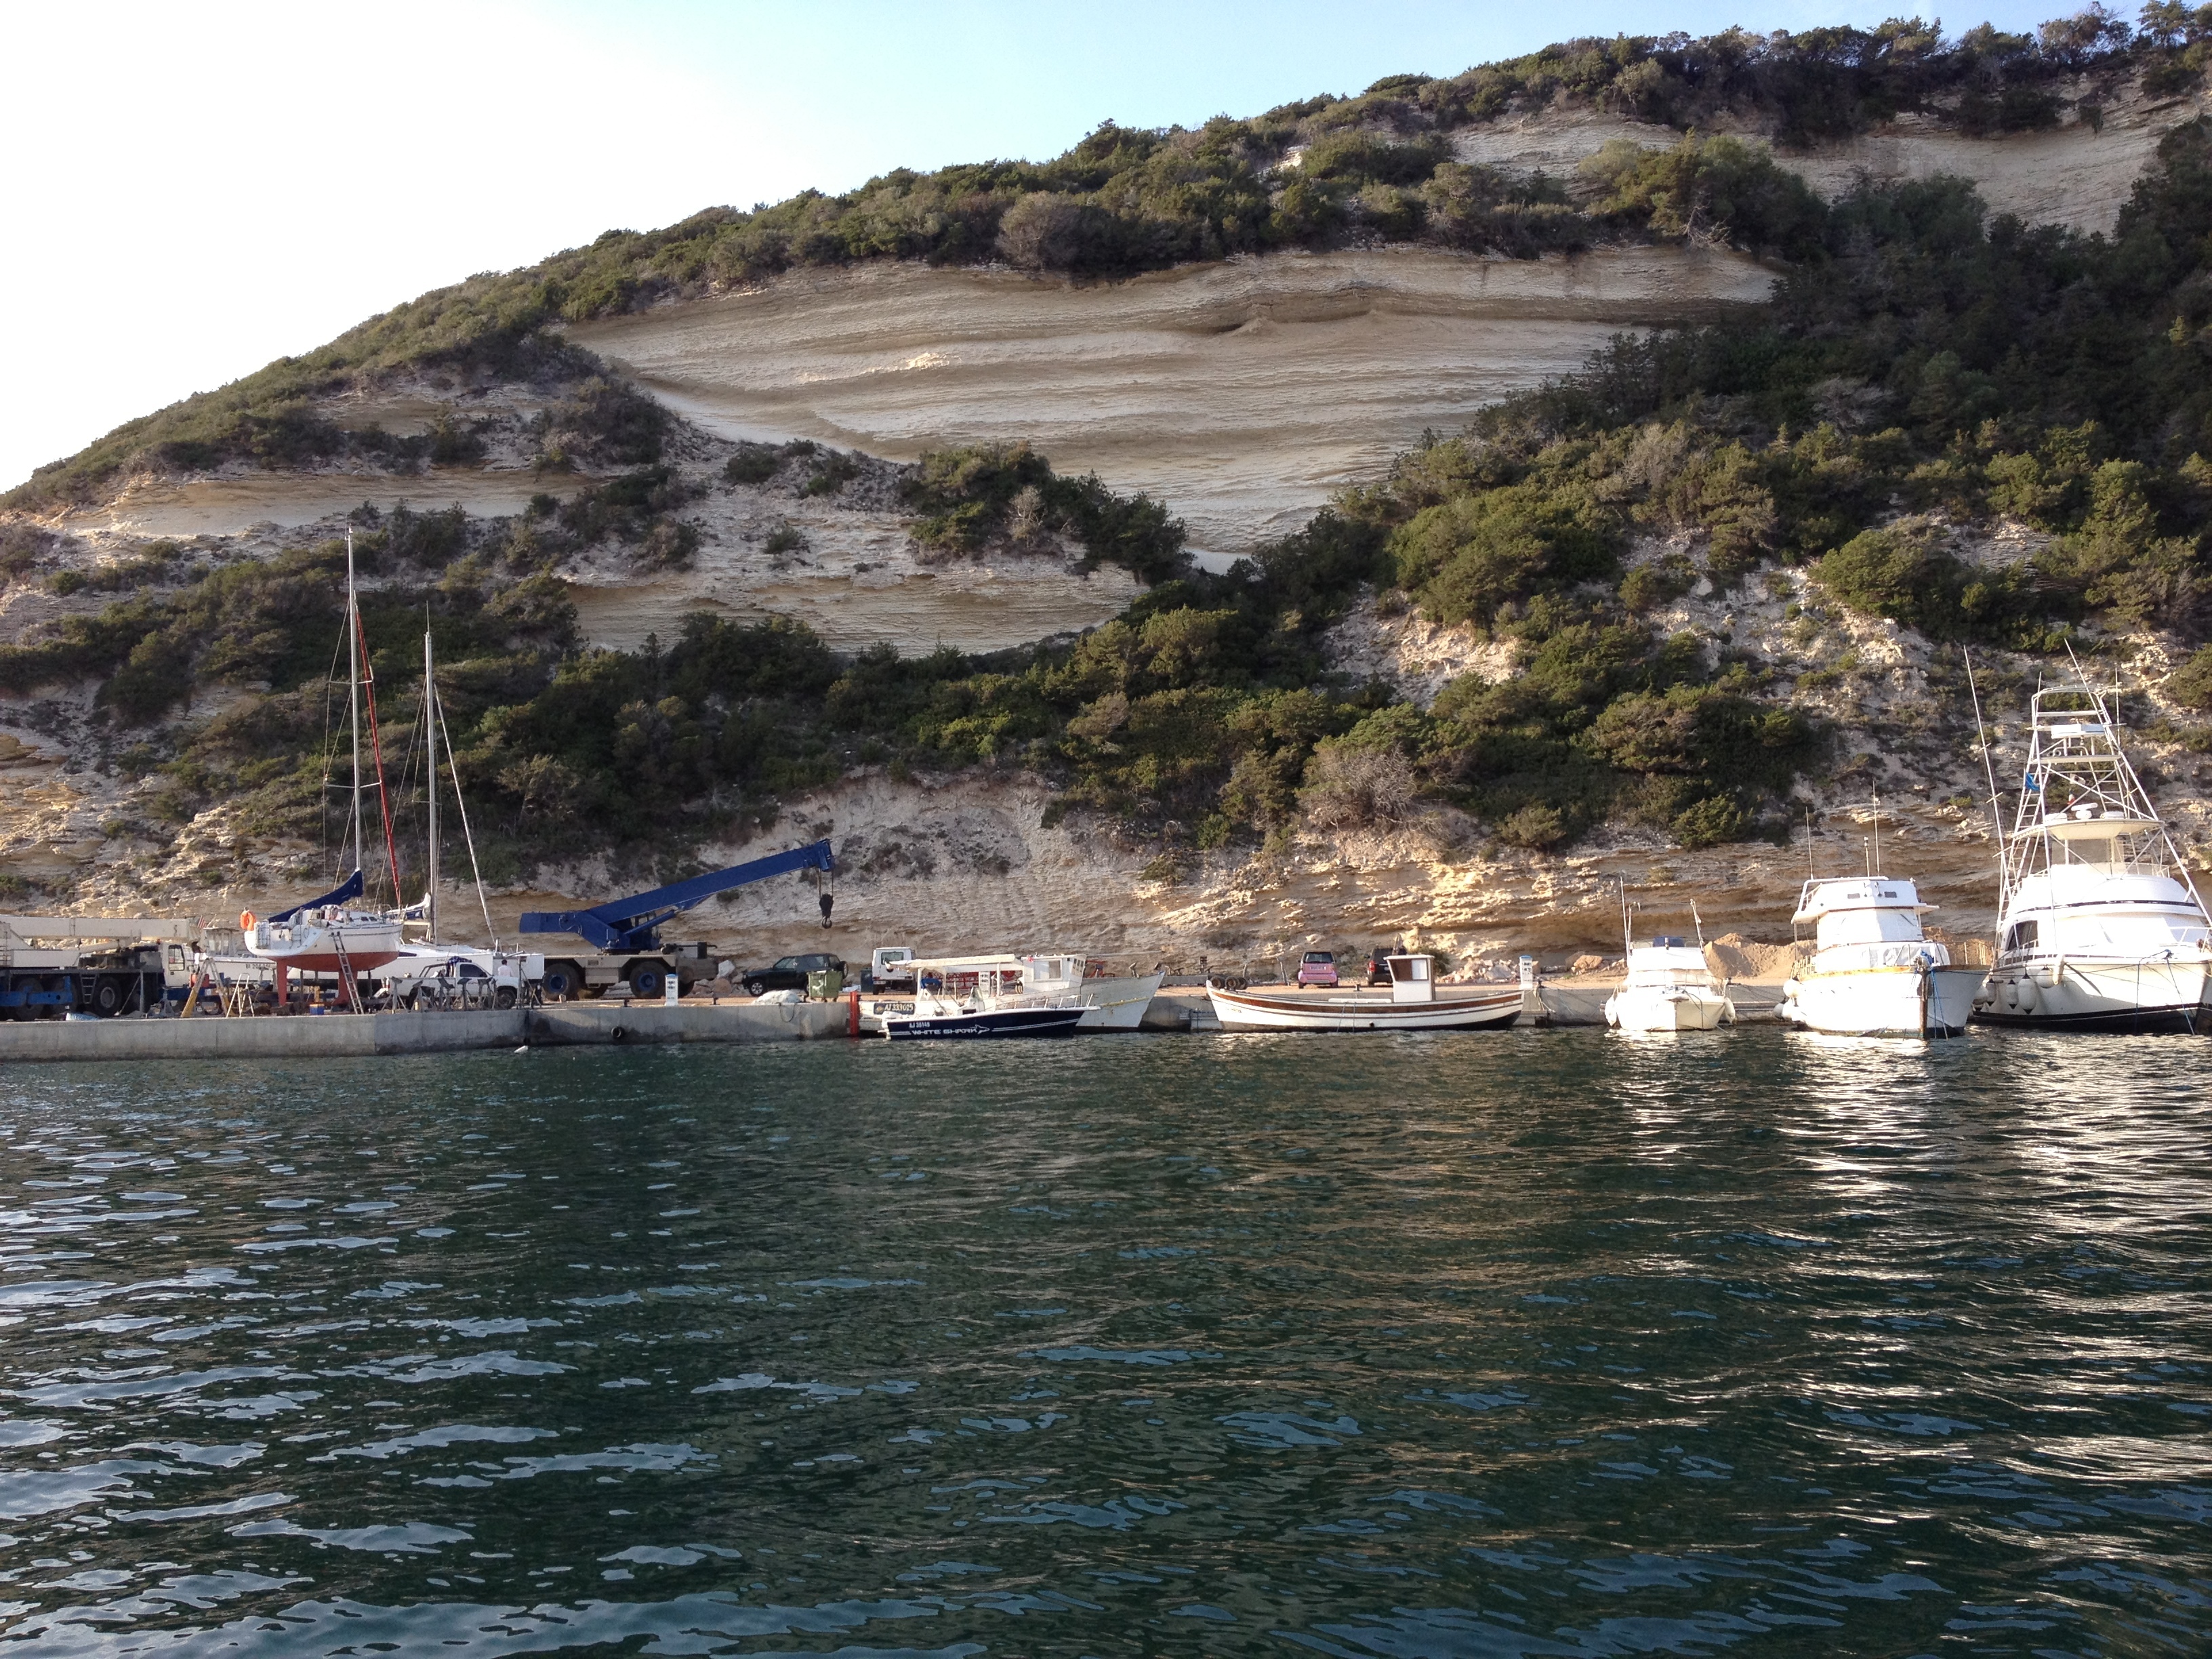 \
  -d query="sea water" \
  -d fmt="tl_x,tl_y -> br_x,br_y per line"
0,1029 -> 2206,1657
